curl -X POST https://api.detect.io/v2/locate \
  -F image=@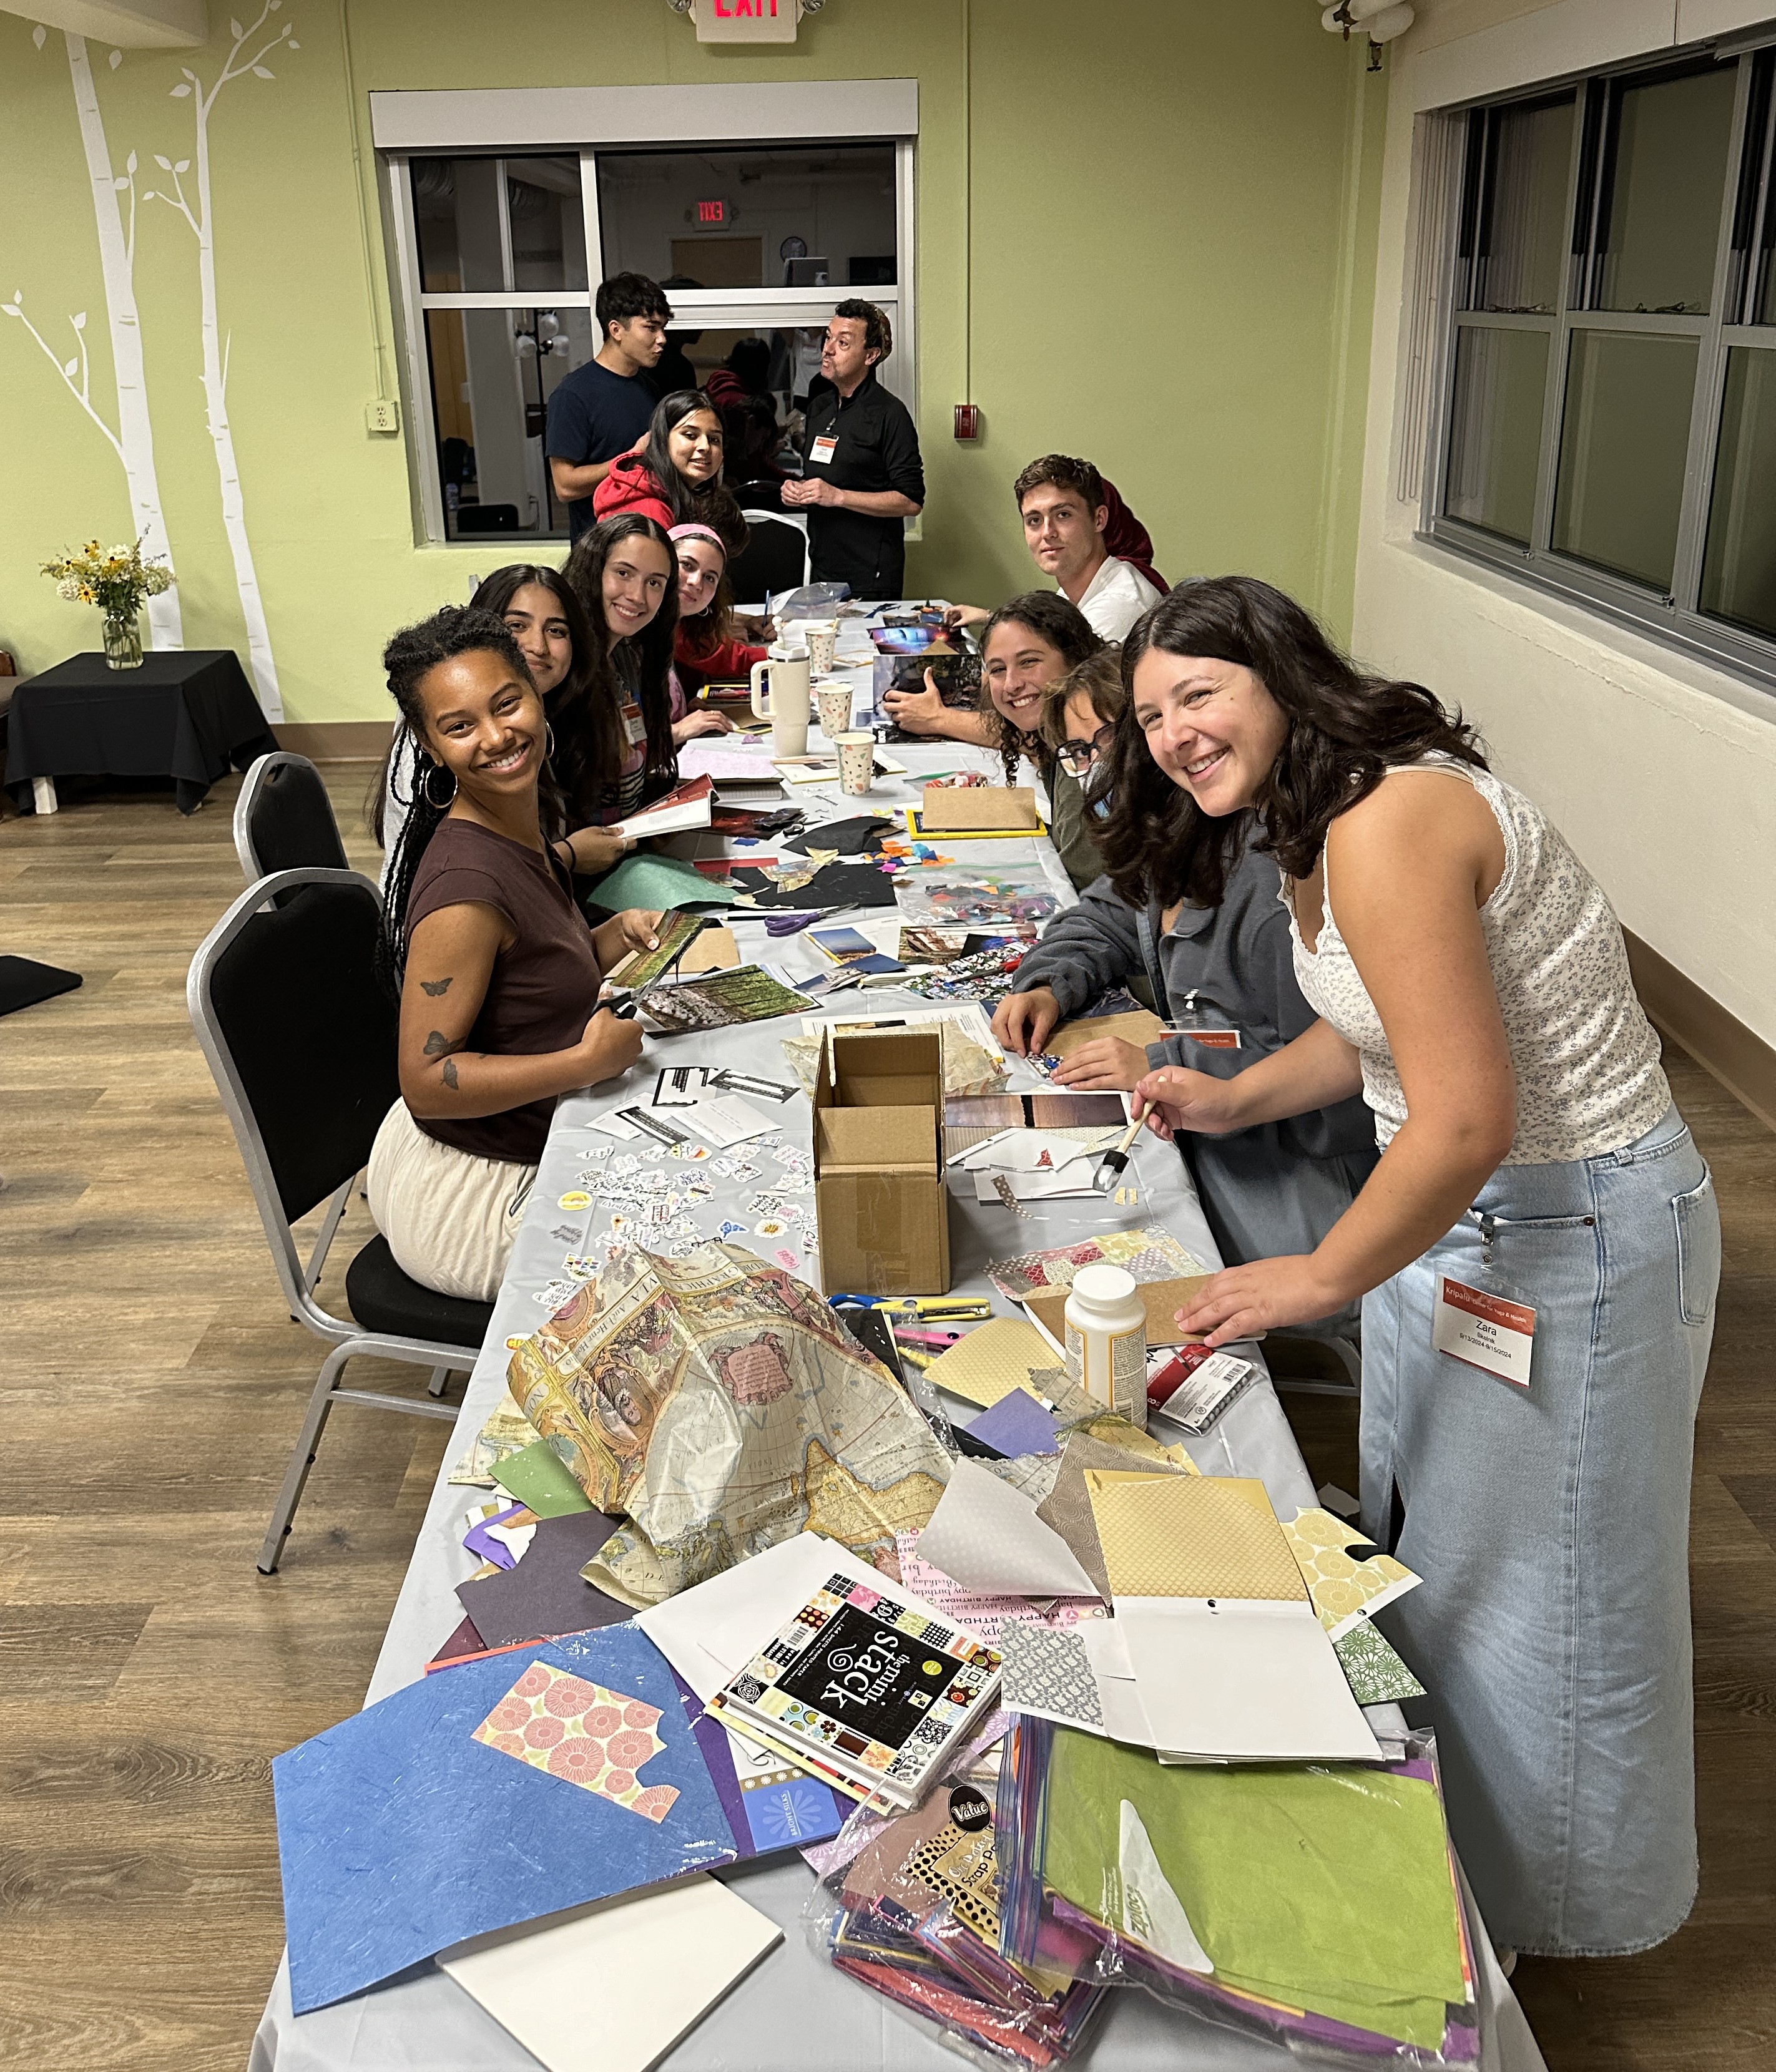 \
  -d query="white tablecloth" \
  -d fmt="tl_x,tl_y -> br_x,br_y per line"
250,713 -> 1548,2072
